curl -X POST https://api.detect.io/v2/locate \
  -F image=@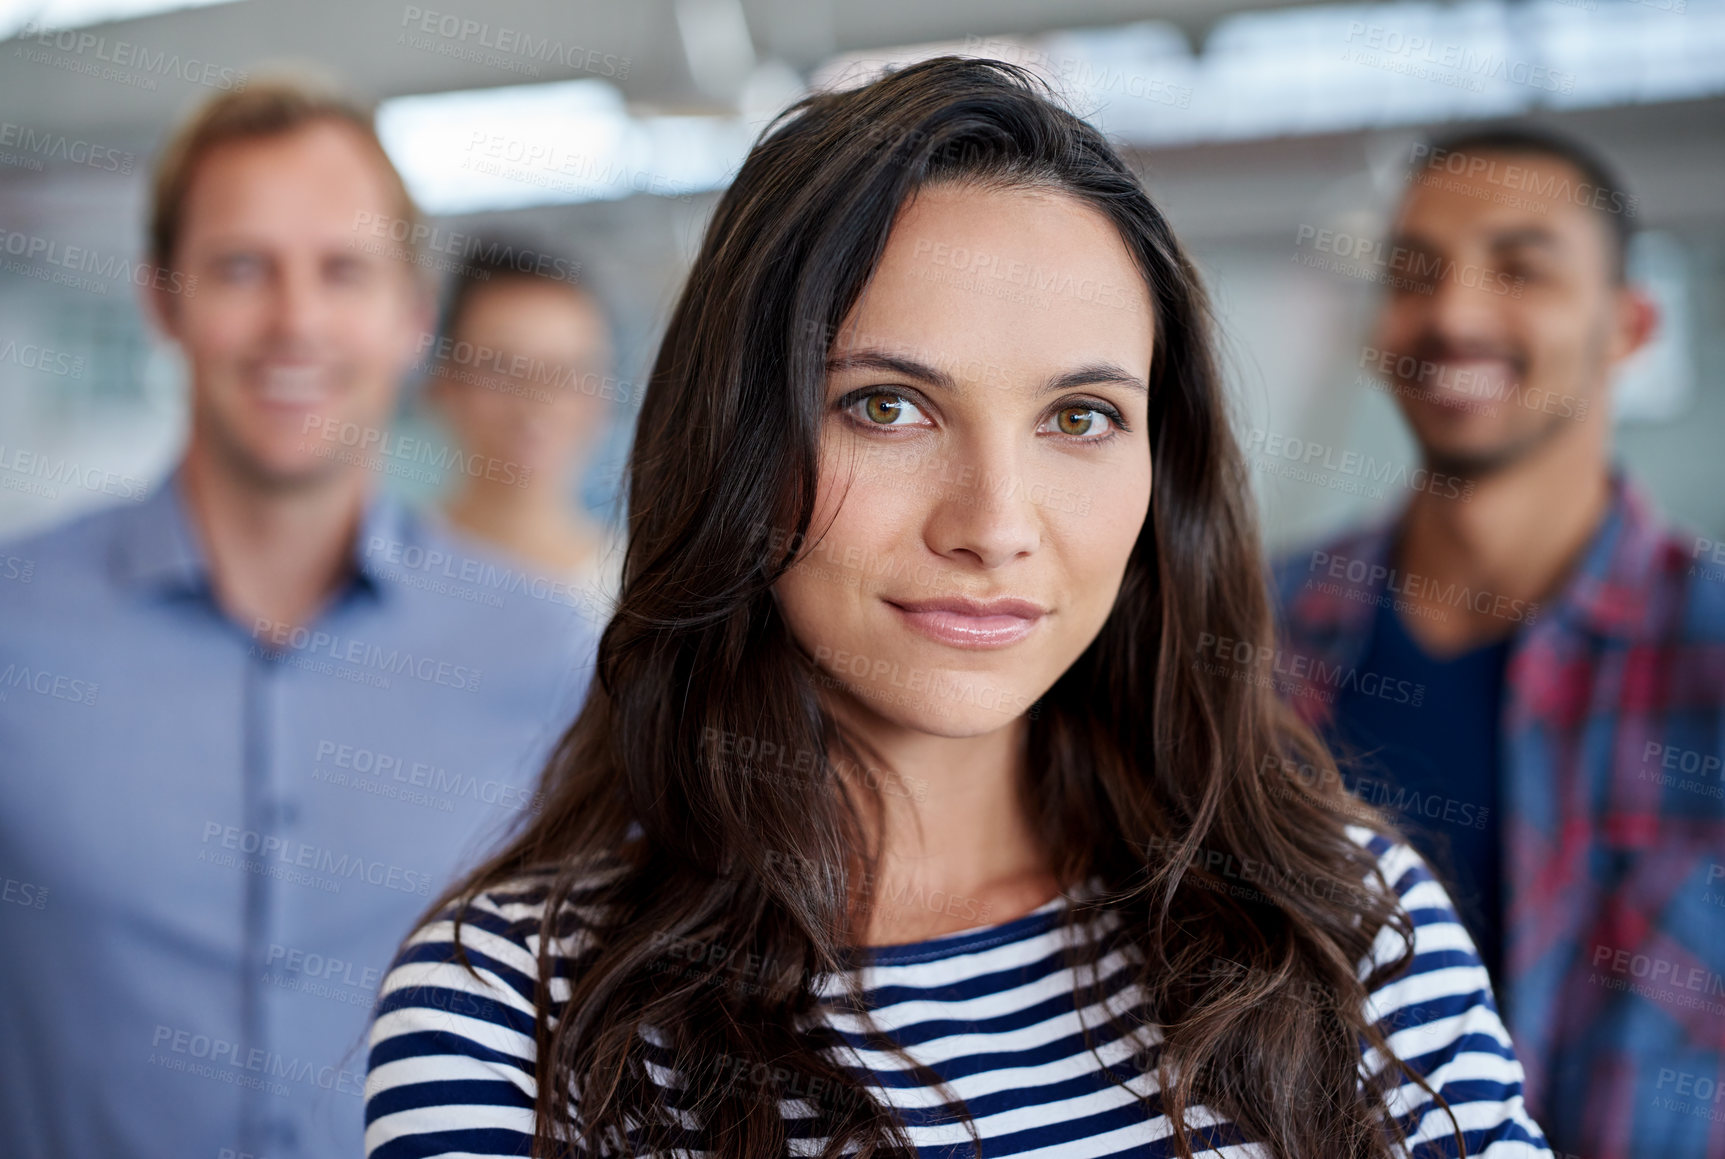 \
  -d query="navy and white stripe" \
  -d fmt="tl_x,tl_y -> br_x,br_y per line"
365,828 -> 1553,1157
